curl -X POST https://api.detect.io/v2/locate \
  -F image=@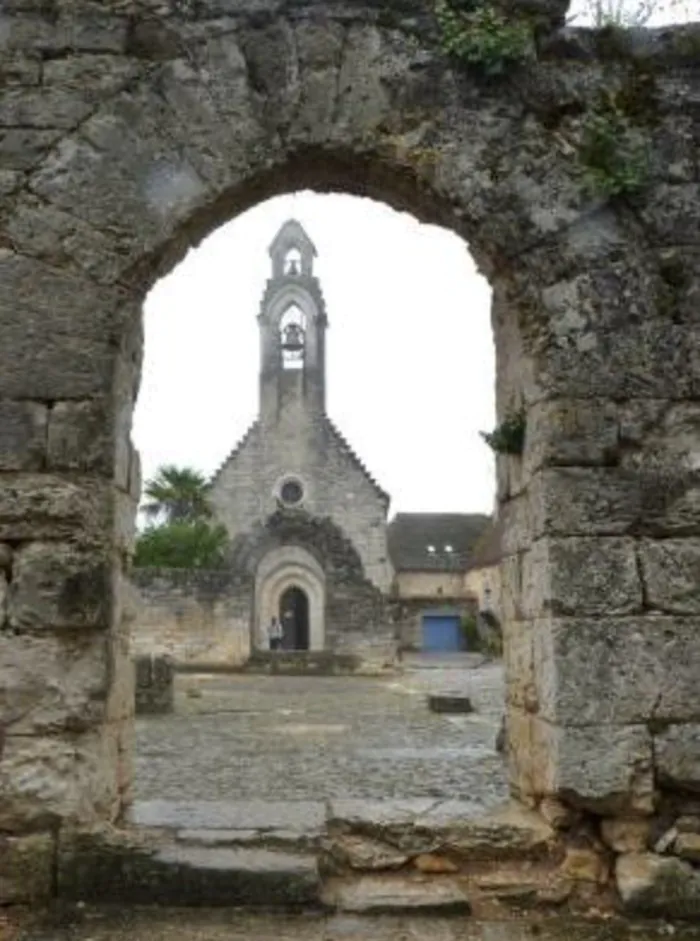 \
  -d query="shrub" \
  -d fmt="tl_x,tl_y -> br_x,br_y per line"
480,408 -> 526,455
133,520 -> 229,570
435,0 -> 535,76
578,101 -> 649,199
